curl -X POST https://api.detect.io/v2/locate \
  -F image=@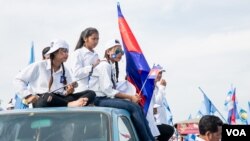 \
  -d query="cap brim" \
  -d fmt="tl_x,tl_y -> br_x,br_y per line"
161,69 -> 166,72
